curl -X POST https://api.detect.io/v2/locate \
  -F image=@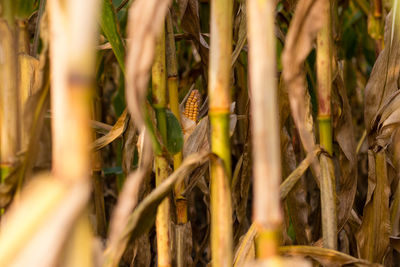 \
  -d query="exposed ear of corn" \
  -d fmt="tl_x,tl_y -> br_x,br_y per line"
183,90 -> 201,123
